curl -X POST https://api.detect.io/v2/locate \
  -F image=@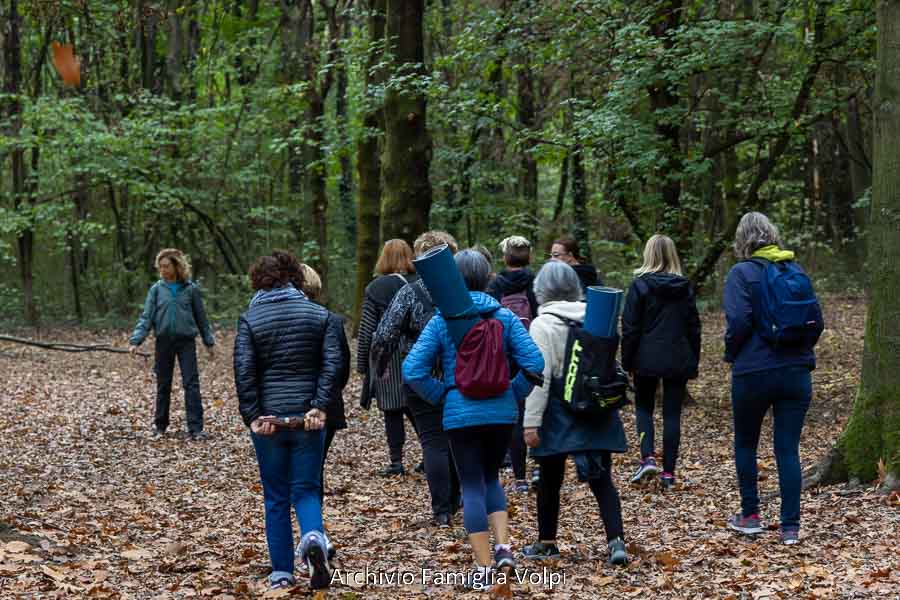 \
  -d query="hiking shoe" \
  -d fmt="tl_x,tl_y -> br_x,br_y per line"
268,572 -> 295,590
607,537 -> 628,566
152,428 -> 166,440
630,457 -> 660,484
494,547 -> 515,573
324,532 -> 336,561
522,541 -> 561,561
378,462 -> 405,477
531,467 -> 541,488
188,431 -> 208,441
780,527 -> 800,545
434,512 -> 452,528
660,472 -> 676,490
727,513 -> 763,535
414,460 -> 426,474
298,531 -> 331,590
513,479 -> 530,493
